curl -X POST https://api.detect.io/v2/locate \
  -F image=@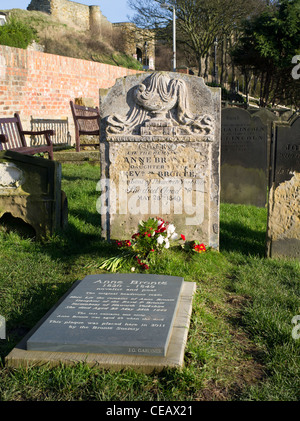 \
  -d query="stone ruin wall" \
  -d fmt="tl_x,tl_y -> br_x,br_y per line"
27,0 -> 111,34
27,0 -> 155,66
113,22 -> 155,67
27,0 -> 155,67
